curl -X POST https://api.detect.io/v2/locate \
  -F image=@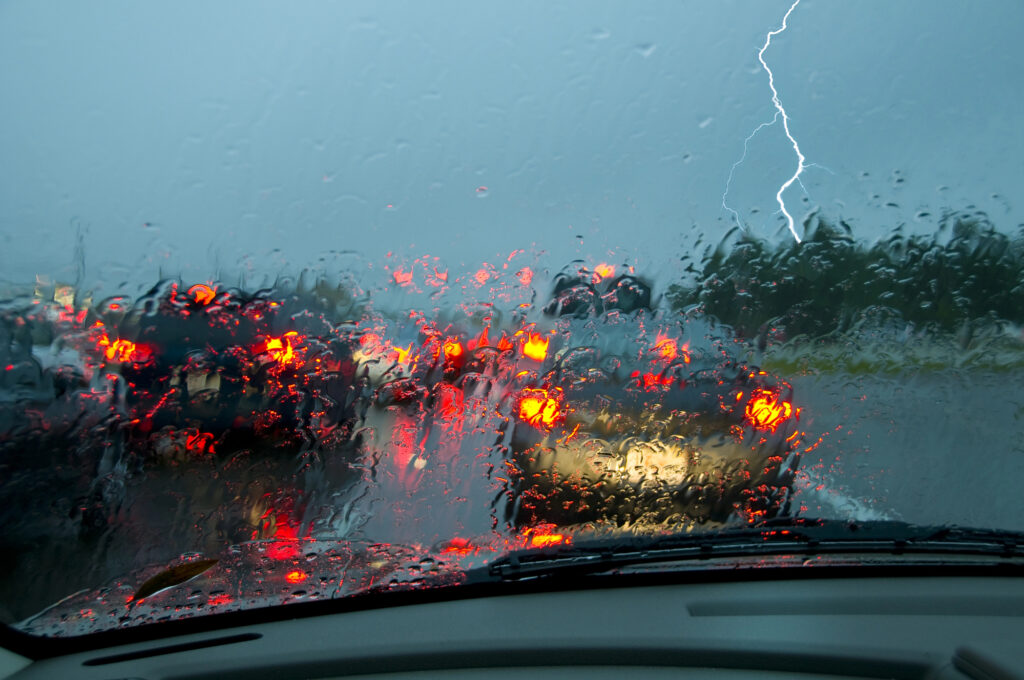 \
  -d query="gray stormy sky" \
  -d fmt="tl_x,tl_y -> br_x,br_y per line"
1,0 -> 1022,291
